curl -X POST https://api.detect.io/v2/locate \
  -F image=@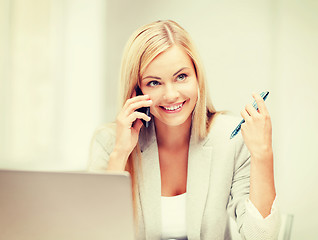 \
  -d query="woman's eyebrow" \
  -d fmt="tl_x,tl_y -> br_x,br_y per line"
173,67 -> 189,76
142,67 -> 190,81
142,75 -> 161,81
